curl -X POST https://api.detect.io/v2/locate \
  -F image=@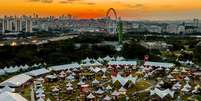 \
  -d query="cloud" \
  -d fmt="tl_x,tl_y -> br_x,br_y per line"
113,1 -> 143,9
29,0 -> 40,2
29,0 -> 53,3
85,2 -> 95,5
41,0 -> 53,3
59,0 -> 96,5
